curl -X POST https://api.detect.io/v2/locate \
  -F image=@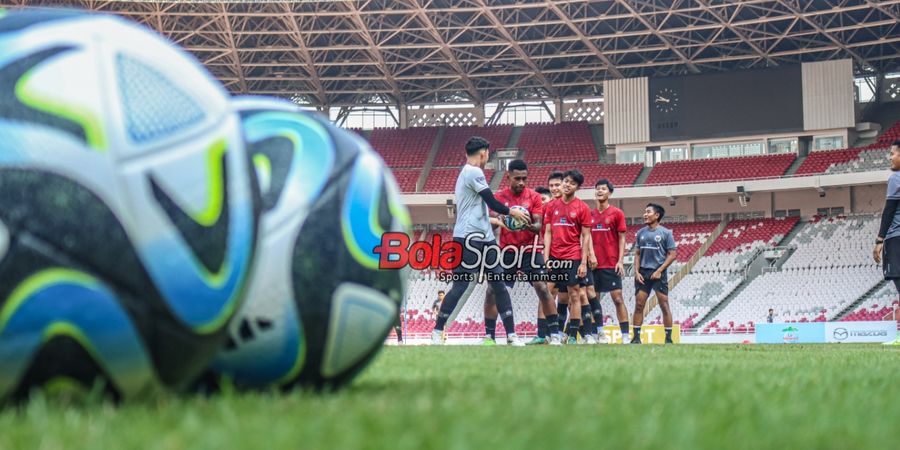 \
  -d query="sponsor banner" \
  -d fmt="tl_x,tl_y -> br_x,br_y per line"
602,324 -> 680,344
756,323 -> 826,344
825,322 -> 897,343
